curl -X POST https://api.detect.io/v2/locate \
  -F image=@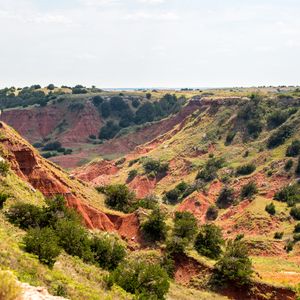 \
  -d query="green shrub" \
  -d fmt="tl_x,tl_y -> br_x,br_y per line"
173,211 -> 197,241
274,232 -> 283,239
206,205 -> 218,220
284,159 -> 294,171
127,169 -> 138,182
274,184 -> 300,206
90,234 -> 126,270
196,157 -> 225,182
290,206 -> 300,220
240,182 -> 258,199
214,238 -> 253,286
92,95 -> 104,107
42,141 -> 62,151
225,131 -> 236,145
0,271 -> 22,300
104,184 -> 136,213
286,140 -> 300,157
265,203 -> 276,215
54,220 -> 93,262
0,193 -> 9,209
6,203 -> 44,229
267,124 -> 294,149
107,259 -> 170,299
216,186 -> 235,209
164,182 -> 194,205
24,227 -> 61,267
0,160 -> 9,176
236,163 -> 256,176
194,224 -> 224,259
99,121 -> 120,140
293,233 -> 300,242
130,194 -> 159,211
285,240 -> 294,253
294,223 -> 300,233
143,158 -> 169,178
141,208 -> 167,242
267,110 -> 289,129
